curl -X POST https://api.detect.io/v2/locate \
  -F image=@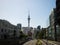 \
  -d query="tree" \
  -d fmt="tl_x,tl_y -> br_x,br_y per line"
19,31 -> 28,40
37,25 -> 41,30
35,28 -> 46,39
